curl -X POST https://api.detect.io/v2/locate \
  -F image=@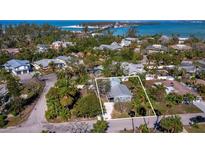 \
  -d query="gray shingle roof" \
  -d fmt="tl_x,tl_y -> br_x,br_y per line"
34,59 -> 58,68
109,84 -> 132,98
4,59 -> 30,68
56,56 -> 72,61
